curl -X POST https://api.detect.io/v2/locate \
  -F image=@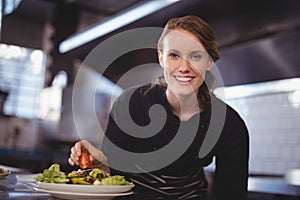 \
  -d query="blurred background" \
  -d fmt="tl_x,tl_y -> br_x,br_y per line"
0,0 -> 300,199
